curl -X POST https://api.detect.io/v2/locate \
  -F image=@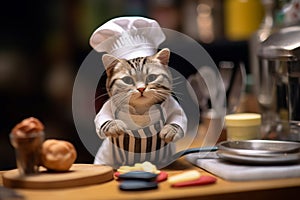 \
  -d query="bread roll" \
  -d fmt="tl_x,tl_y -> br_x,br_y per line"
41,139 -> 77,171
